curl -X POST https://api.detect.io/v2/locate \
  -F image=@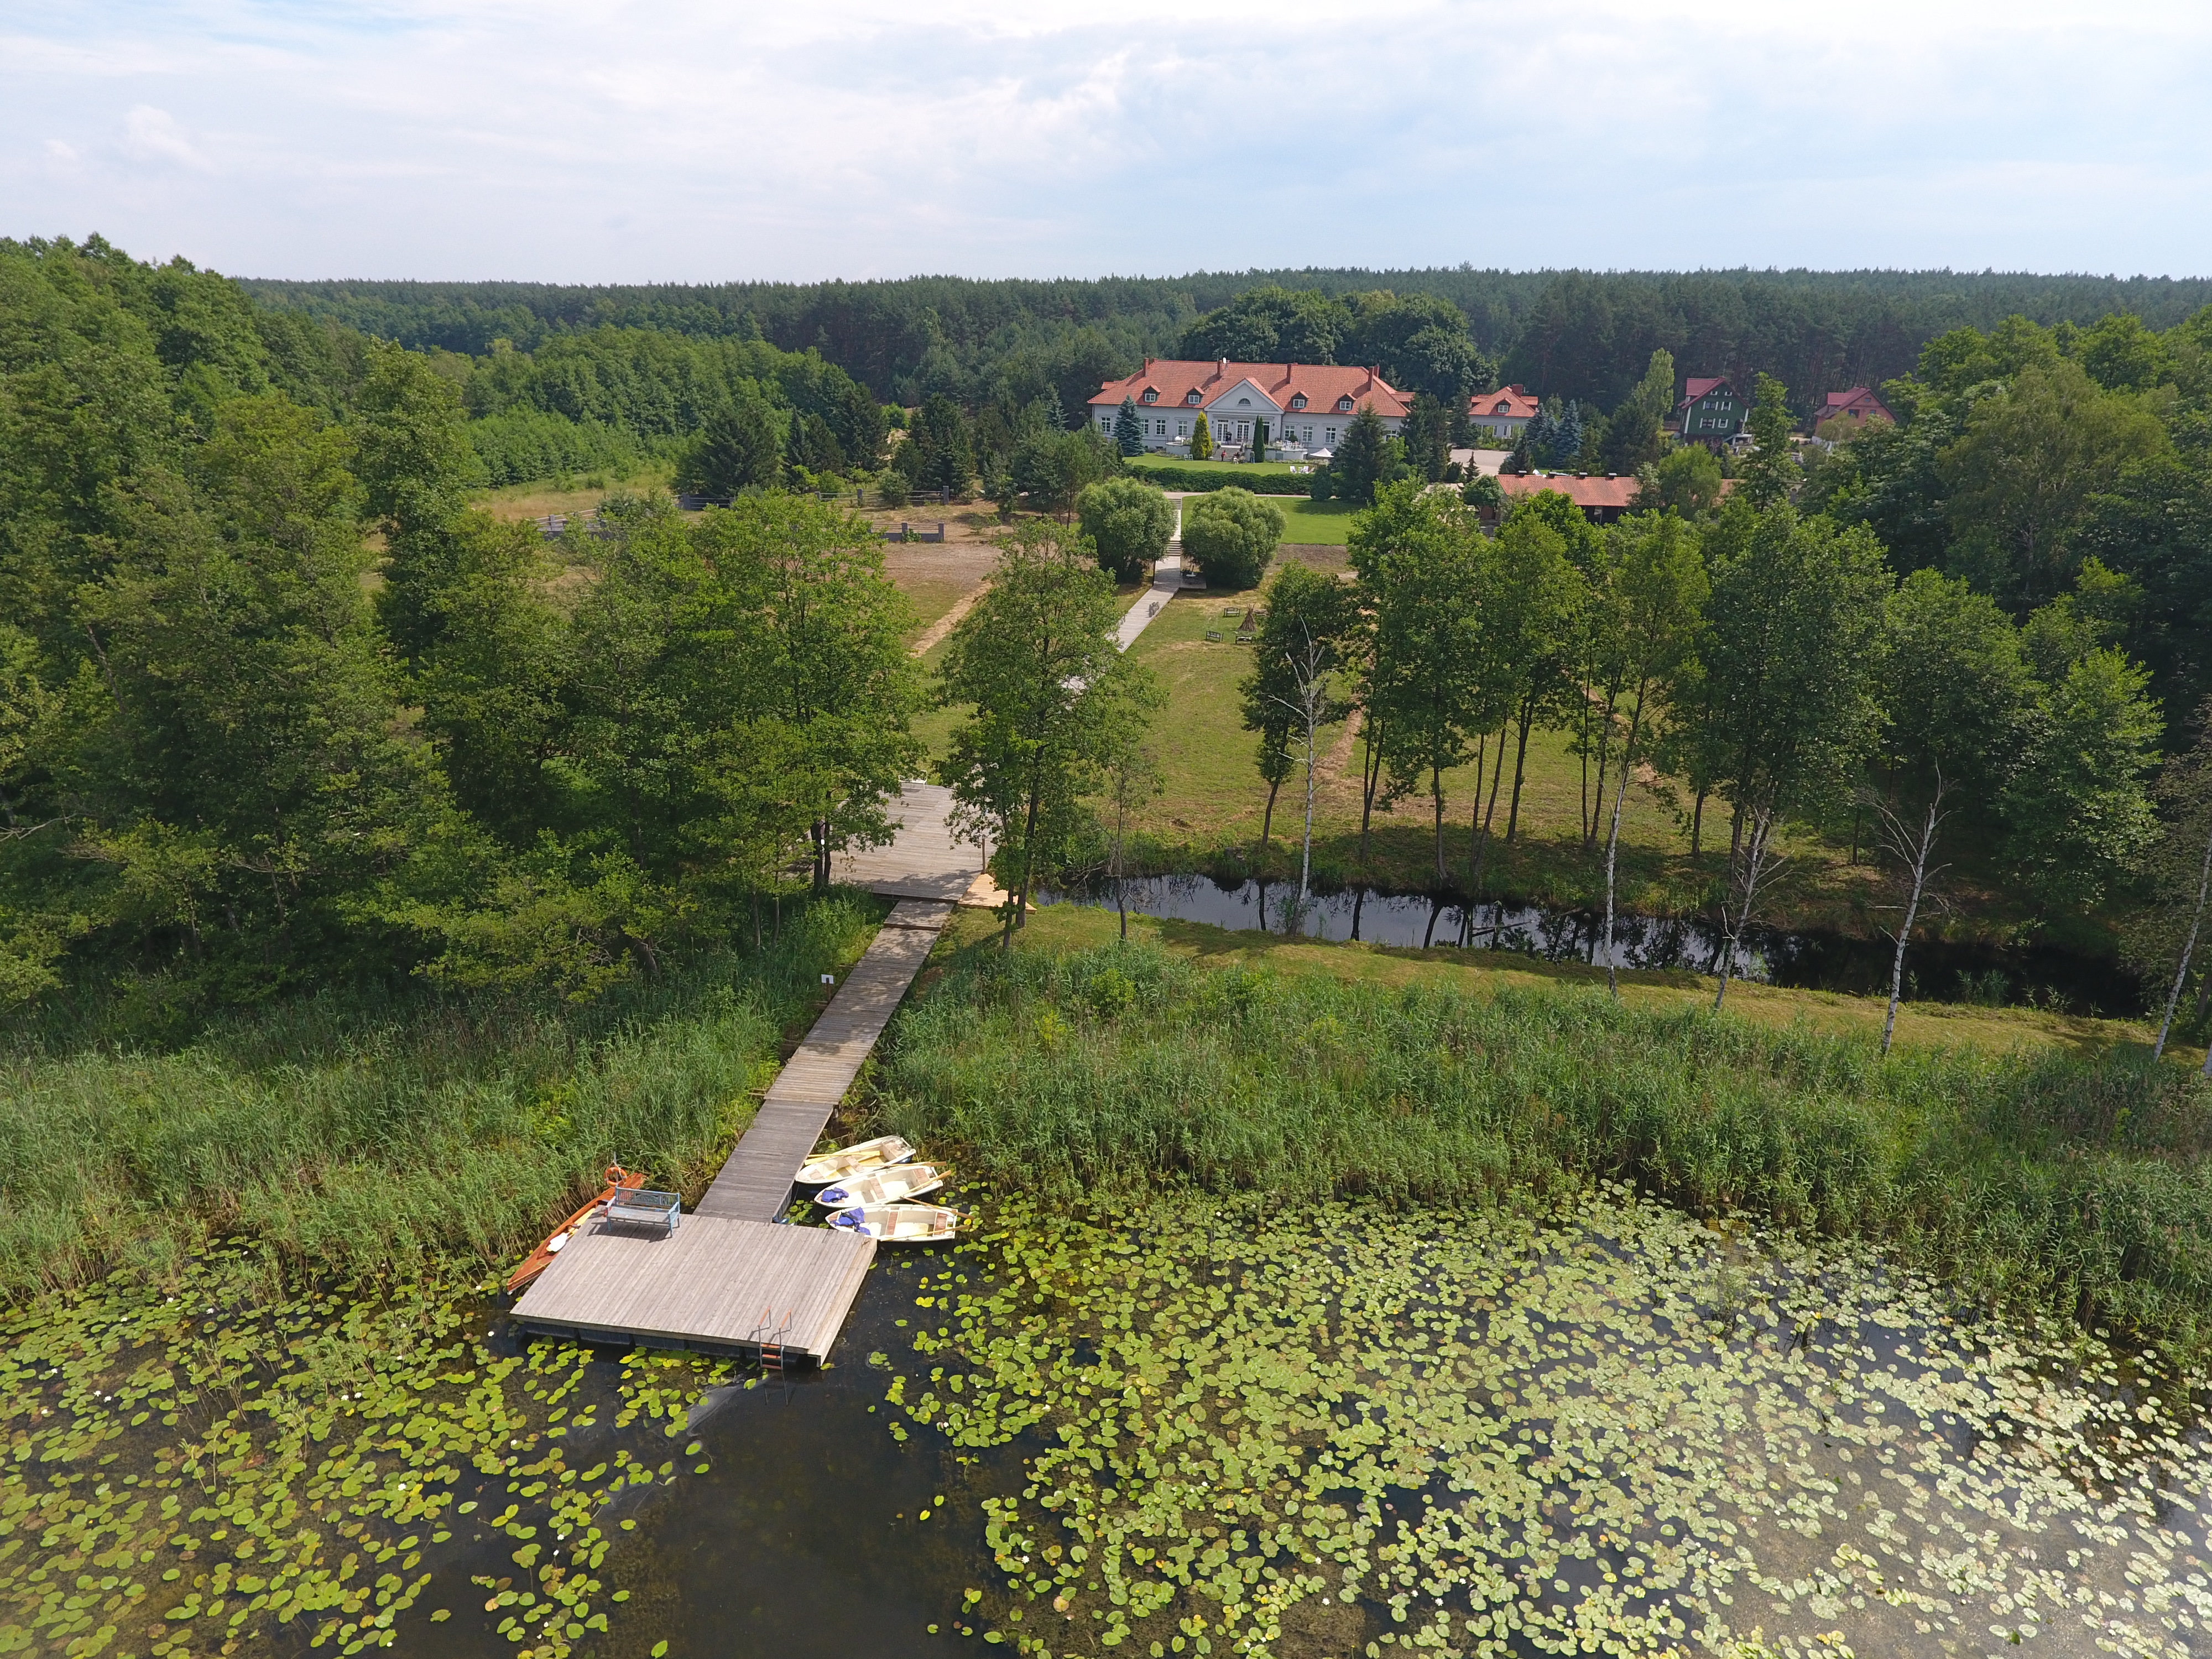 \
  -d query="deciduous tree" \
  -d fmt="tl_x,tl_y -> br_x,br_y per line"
1182,488 -> 1283,590
1076,477 -> 1173,583
1592,512 -> 1706,995
1240,563 -> 1355,845
1940,360 -> 2168,609
1697,505 -> 1891,1009
938,522 -> 1157,948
